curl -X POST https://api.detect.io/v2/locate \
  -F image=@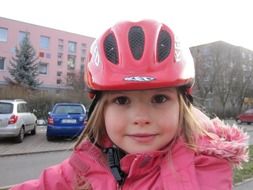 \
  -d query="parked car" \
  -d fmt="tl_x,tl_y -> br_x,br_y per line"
46,103 -> 87,141
0,99 -> 37,143
236,109 -> 253,125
